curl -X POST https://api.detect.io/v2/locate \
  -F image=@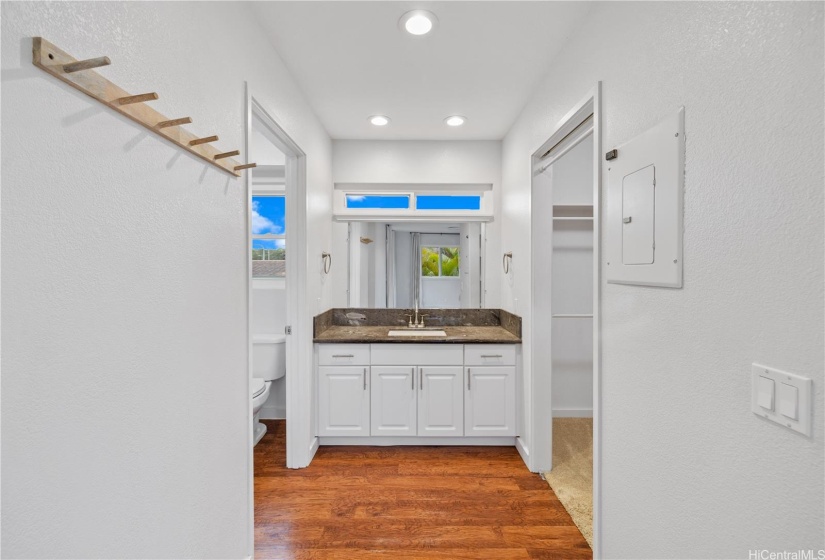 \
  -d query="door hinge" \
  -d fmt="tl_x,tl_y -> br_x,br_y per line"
285,326 -> 292,335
